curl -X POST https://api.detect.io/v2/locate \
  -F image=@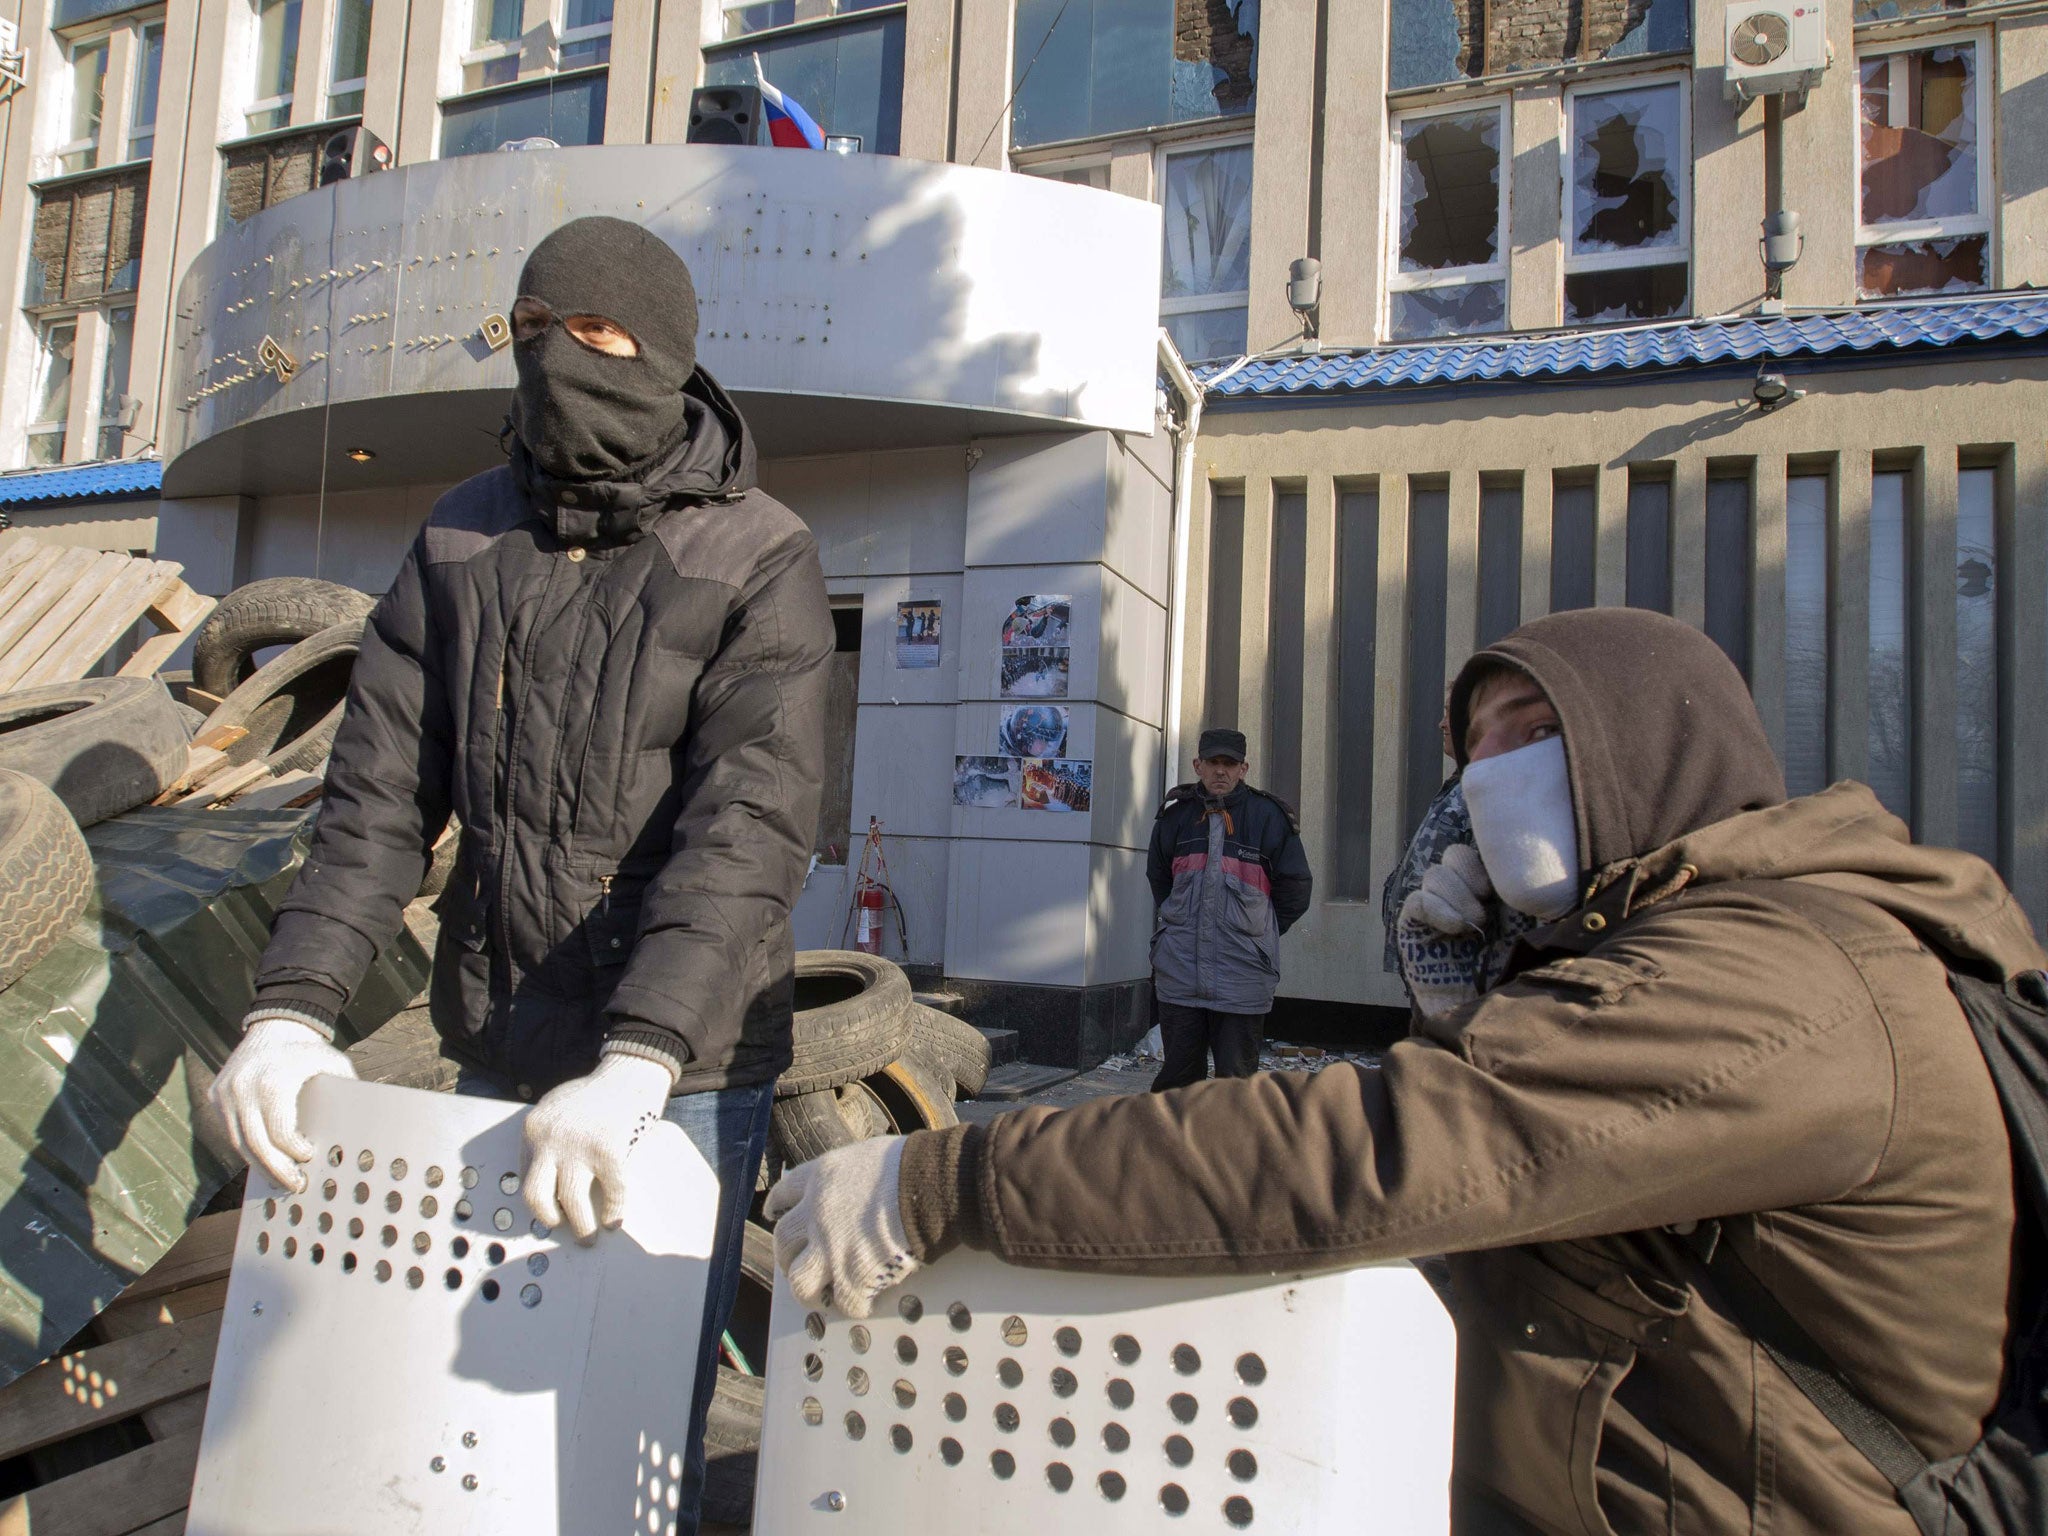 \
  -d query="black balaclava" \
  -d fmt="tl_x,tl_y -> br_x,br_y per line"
511,216 -> 700,483
1447,608 -> 1787,876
